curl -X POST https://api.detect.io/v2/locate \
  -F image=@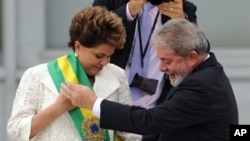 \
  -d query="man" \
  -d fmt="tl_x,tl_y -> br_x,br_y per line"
61,19 -> 238,141
93,0 -> 197,108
